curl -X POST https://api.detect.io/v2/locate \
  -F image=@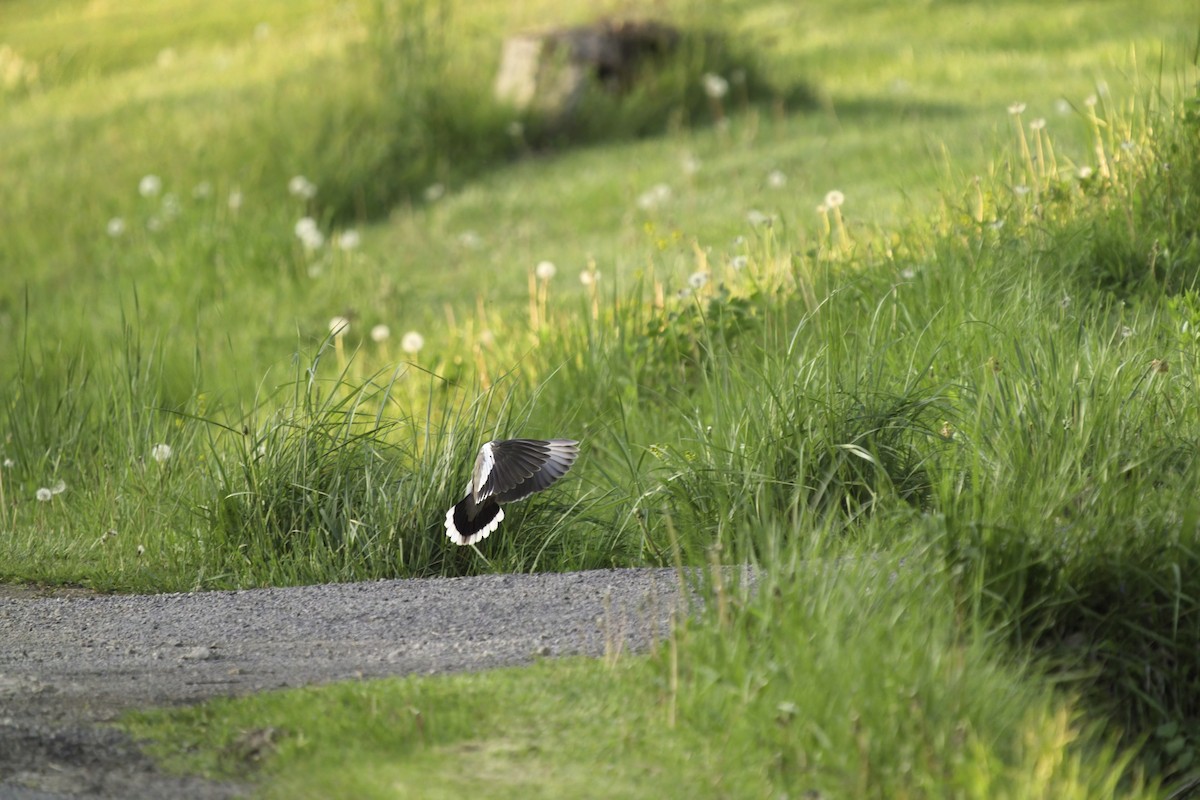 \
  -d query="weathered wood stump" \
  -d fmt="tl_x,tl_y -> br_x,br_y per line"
494,19 -> 680,121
